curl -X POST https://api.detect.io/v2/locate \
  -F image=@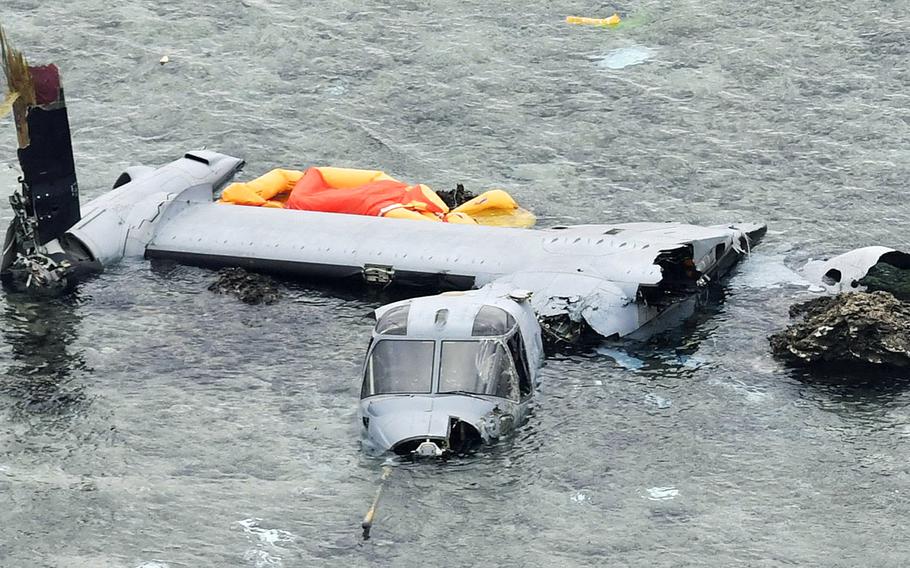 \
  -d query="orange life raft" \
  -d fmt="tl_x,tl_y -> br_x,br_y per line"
219,167 -> 535,228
